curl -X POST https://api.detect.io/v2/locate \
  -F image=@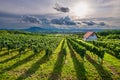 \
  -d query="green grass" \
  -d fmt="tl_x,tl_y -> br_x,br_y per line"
104,53 -> 120,79
0,39 -> 120,80
104,53 -> 120,70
